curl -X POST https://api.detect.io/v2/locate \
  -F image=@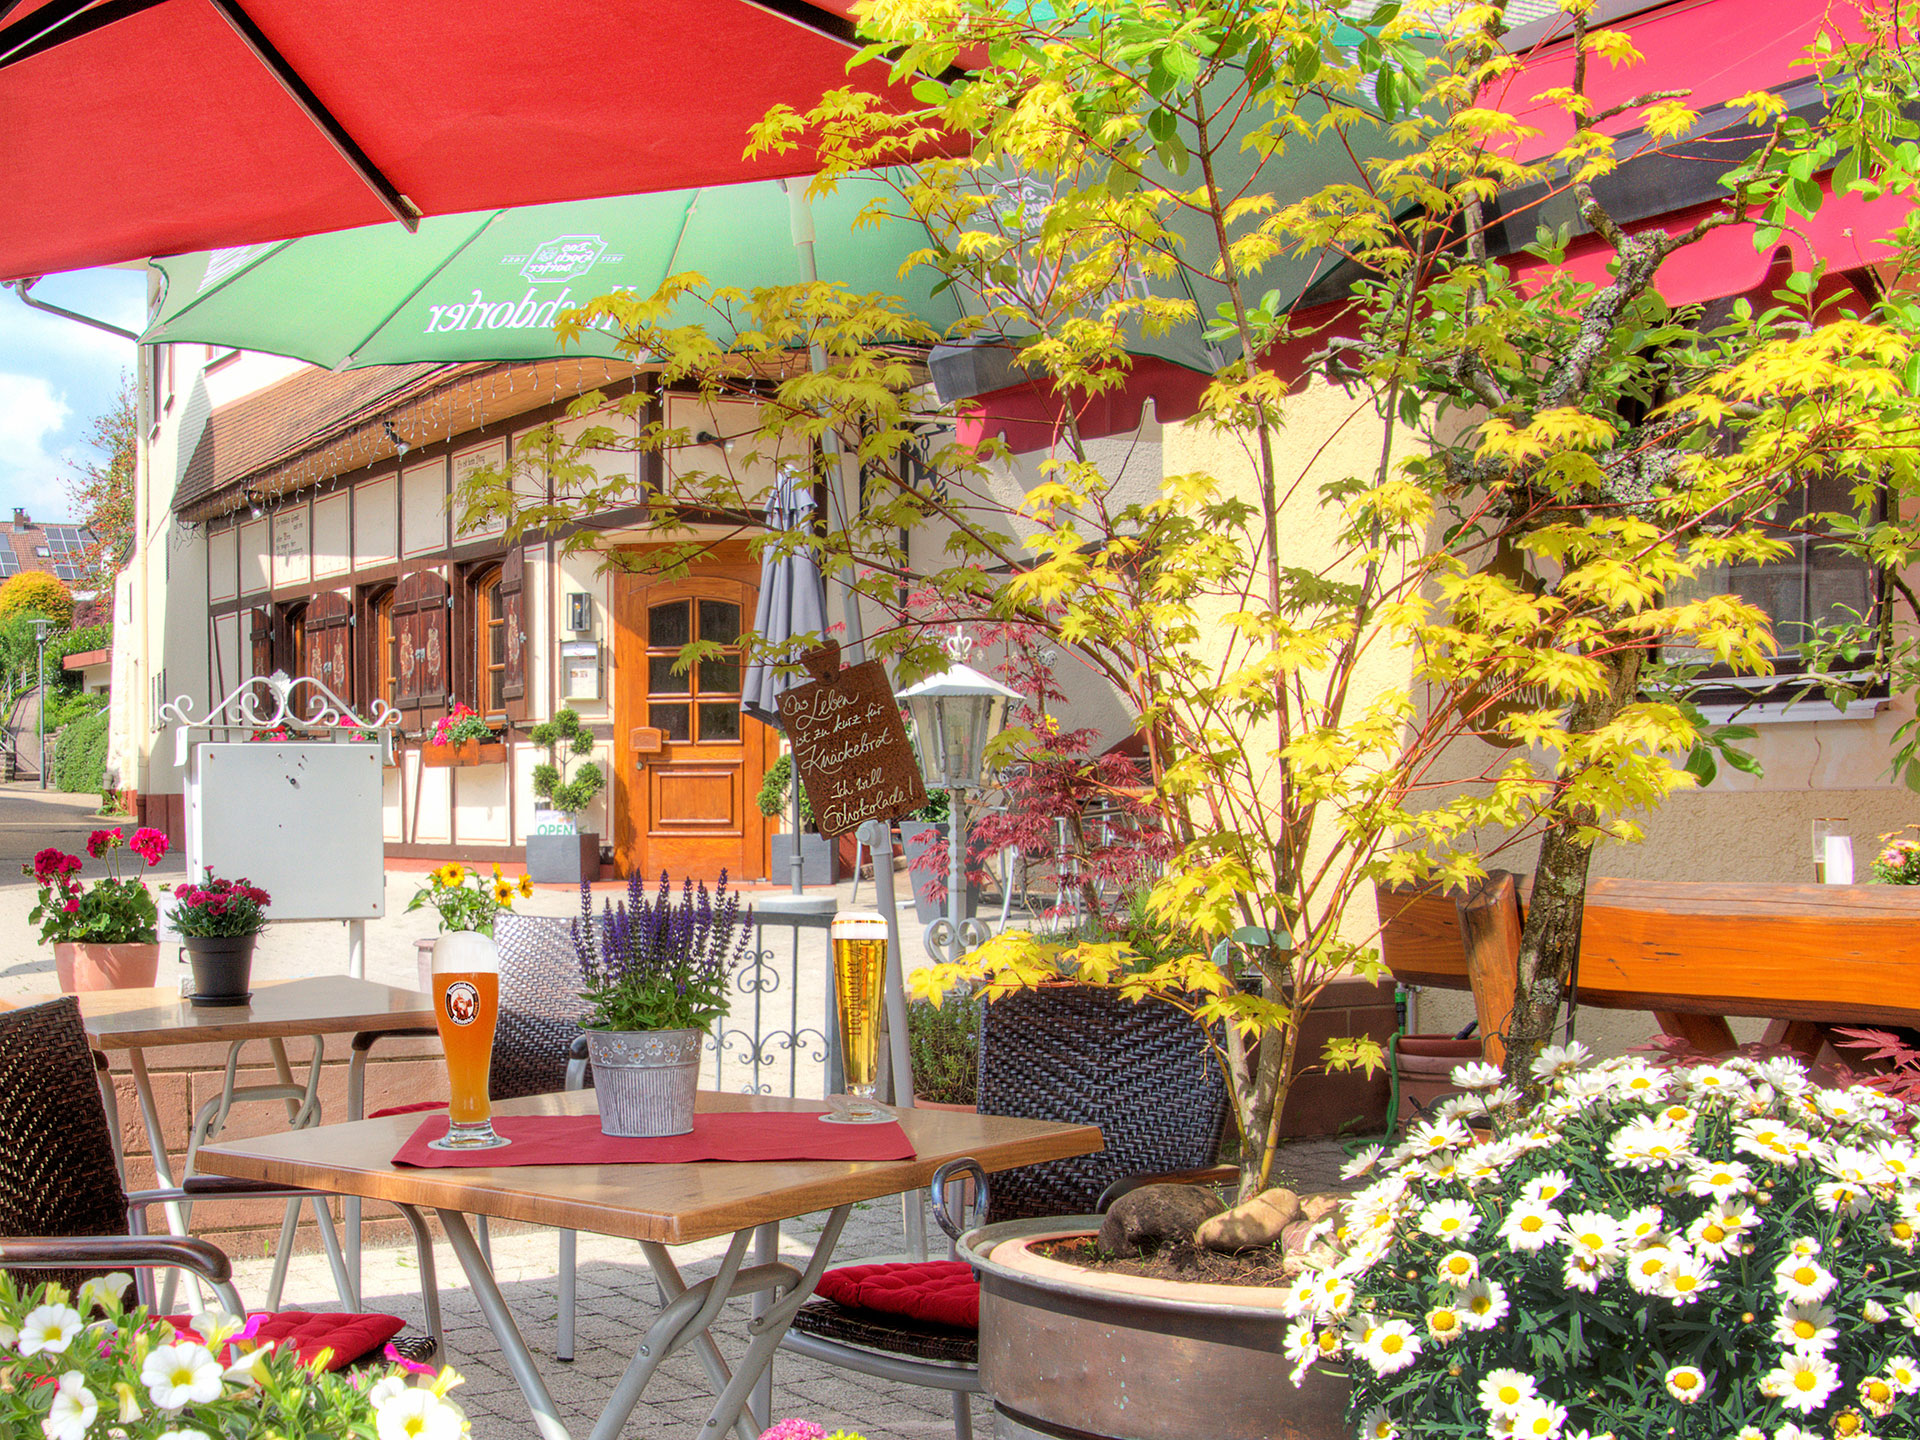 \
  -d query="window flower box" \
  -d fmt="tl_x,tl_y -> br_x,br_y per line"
421,738 -> 507,768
